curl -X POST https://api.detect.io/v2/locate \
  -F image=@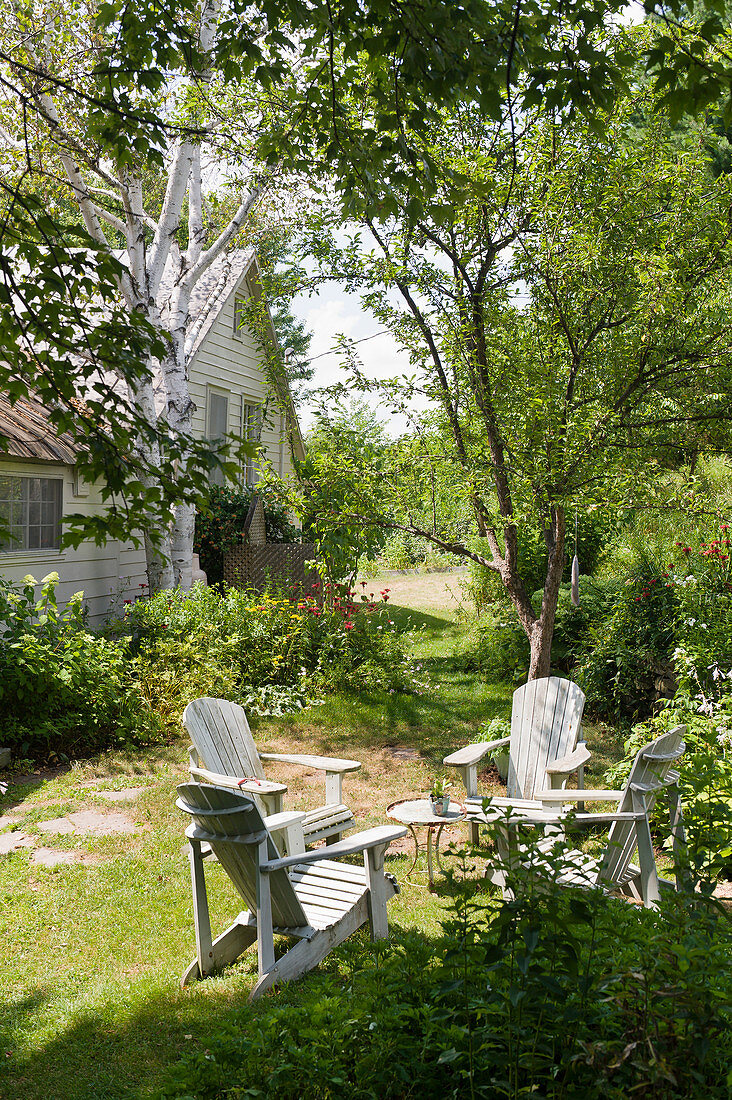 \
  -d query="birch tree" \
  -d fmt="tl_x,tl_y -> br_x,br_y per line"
0,0 -> 286,590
